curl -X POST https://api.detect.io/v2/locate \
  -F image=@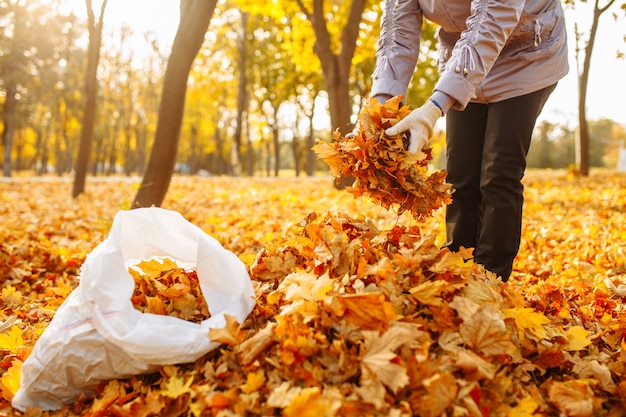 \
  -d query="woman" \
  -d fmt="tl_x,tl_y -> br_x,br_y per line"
372,0 -> 569,281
